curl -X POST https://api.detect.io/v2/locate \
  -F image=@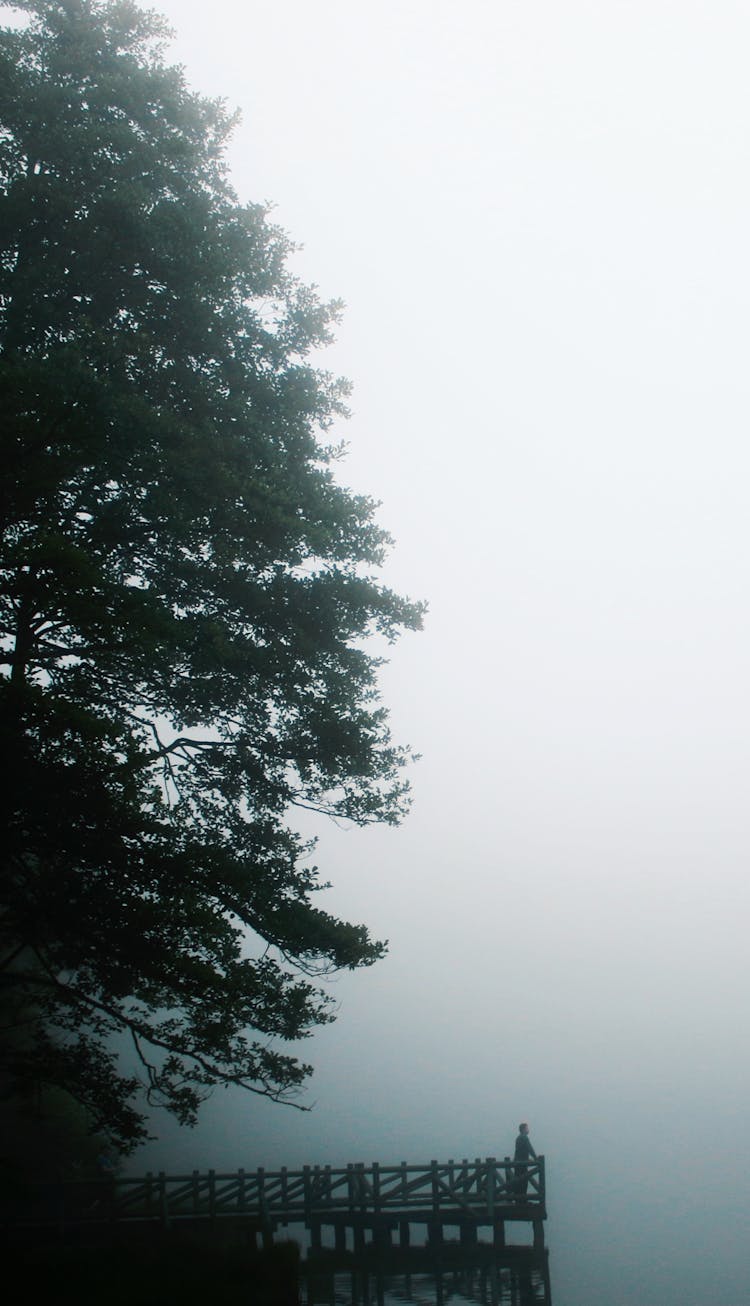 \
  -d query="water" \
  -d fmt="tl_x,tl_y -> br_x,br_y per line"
302,1254 -> 551,1306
